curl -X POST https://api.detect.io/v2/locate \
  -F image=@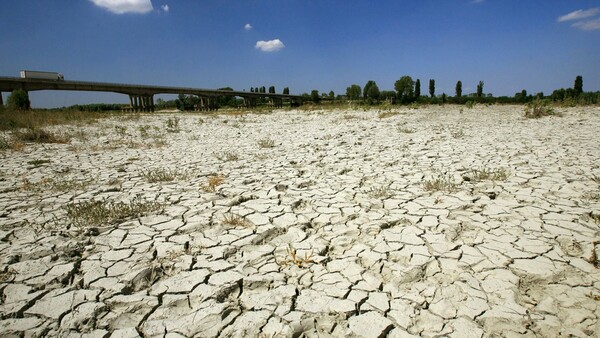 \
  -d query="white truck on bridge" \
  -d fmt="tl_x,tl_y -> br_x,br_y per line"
20,70 -> 64,81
